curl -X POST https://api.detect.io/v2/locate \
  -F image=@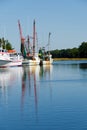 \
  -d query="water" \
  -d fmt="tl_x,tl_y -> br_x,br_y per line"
0,60 -> 87,130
